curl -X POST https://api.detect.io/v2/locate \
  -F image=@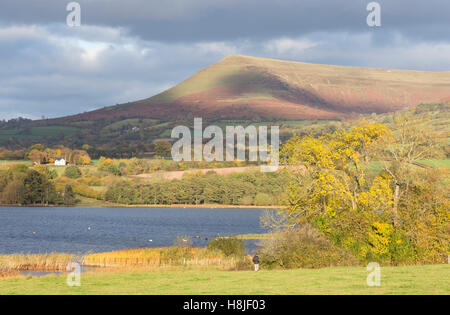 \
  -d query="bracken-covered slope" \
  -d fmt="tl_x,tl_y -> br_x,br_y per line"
53,55 -> 450,122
